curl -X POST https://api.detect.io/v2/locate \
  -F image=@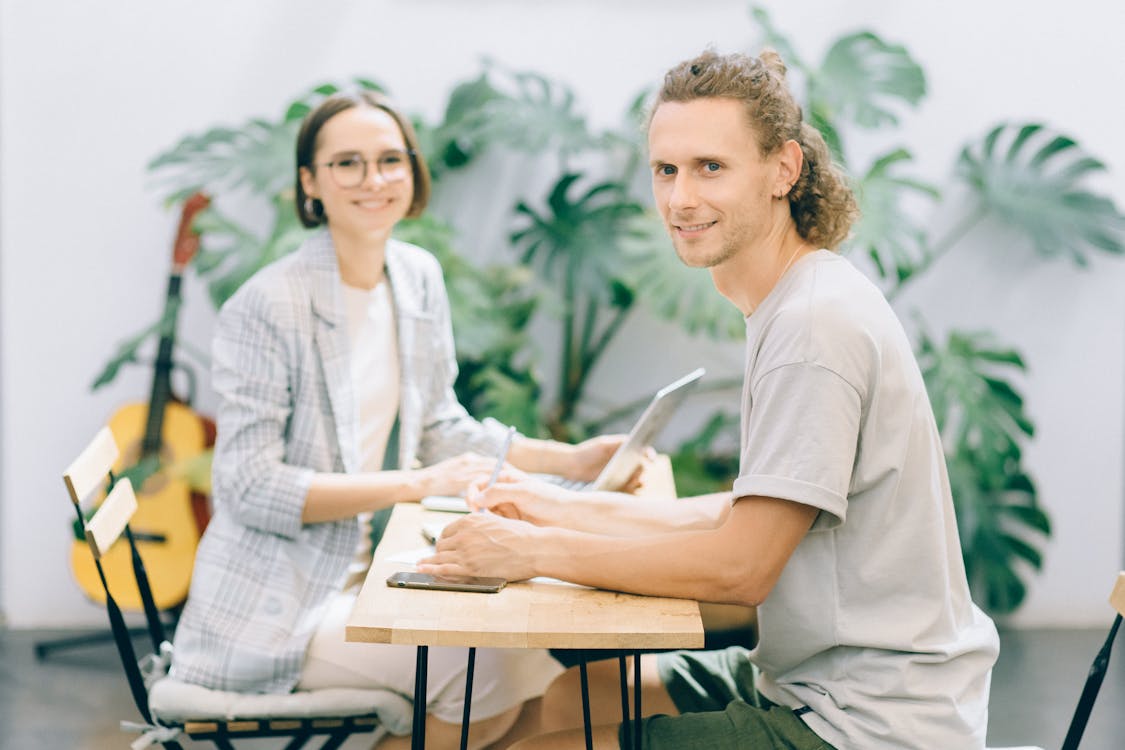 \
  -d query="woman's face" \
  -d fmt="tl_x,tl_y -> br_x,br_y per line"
299,105 -> 414,242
